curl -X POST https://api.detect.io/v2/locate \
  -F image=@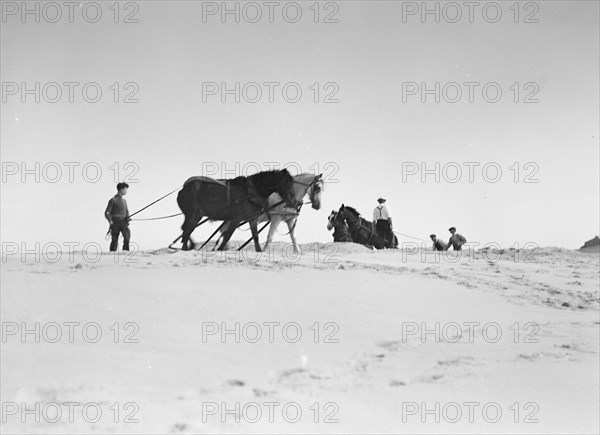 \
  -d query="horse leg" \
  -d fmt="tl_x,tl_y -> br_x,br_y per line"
180,217 -> 191,251
365,229 -> 381,250
214,221 -> 229,251
213,234 -> 222,251
365,230 -> 375,249
218,221 -> 237,251
287,217 -> 299,253
250,219 -> 262,252
344,230 -> 353,243
181,209 -> 201,251
263,215 -> 280,251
